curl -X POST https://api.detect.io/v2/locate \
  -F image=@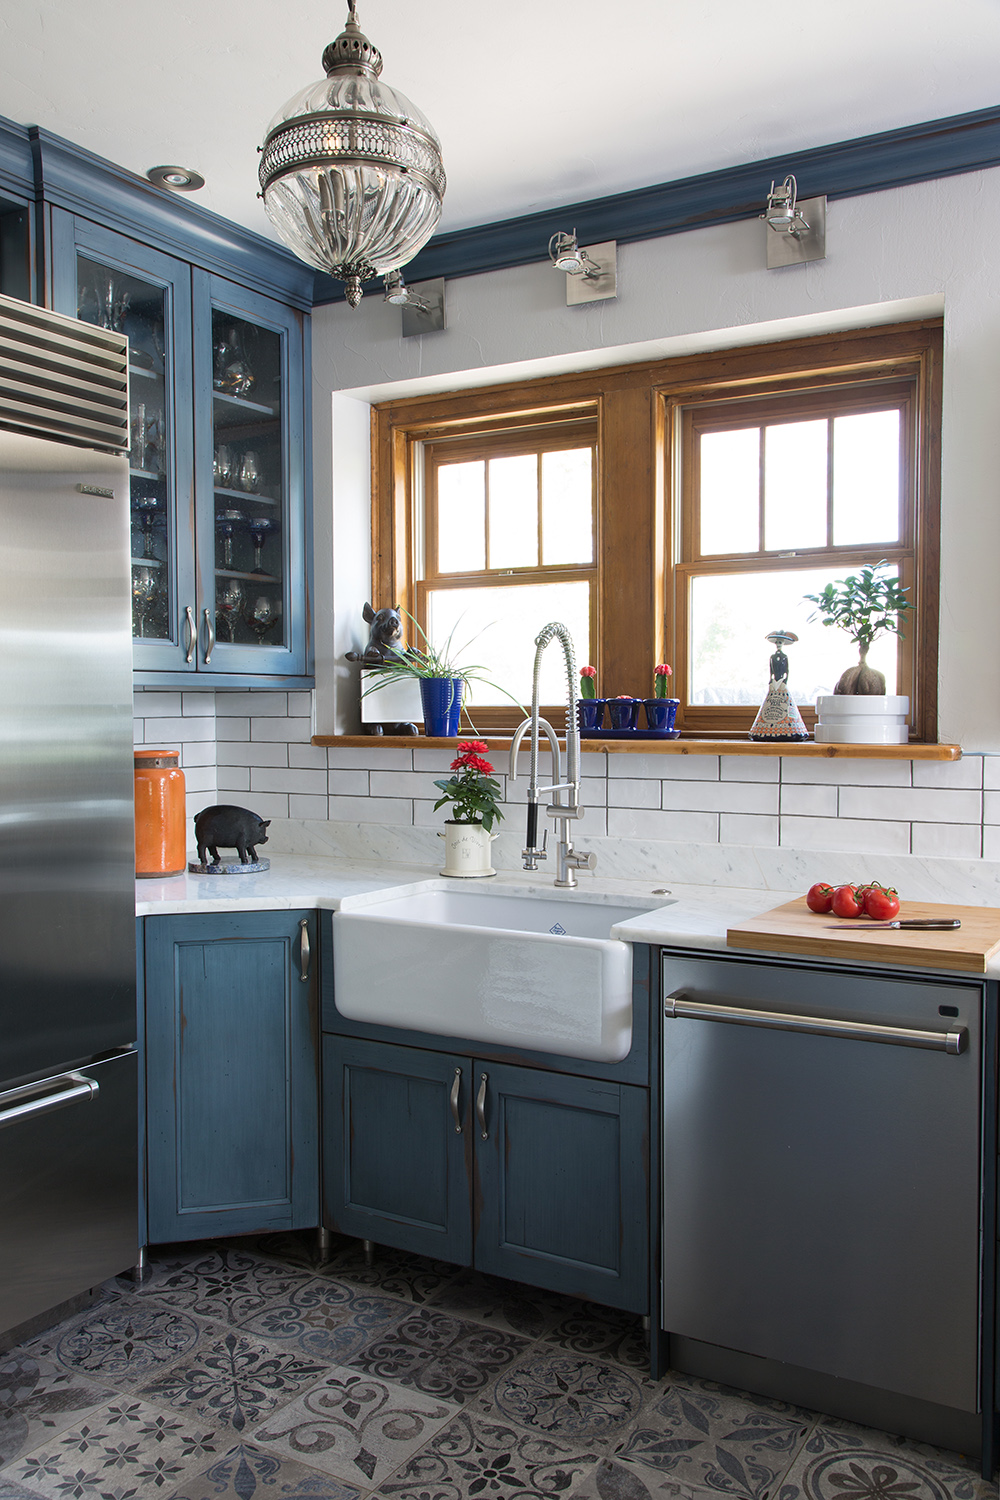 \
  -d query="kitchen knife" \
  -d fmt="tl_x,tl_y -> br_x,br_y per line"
824,918 -> 961,930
